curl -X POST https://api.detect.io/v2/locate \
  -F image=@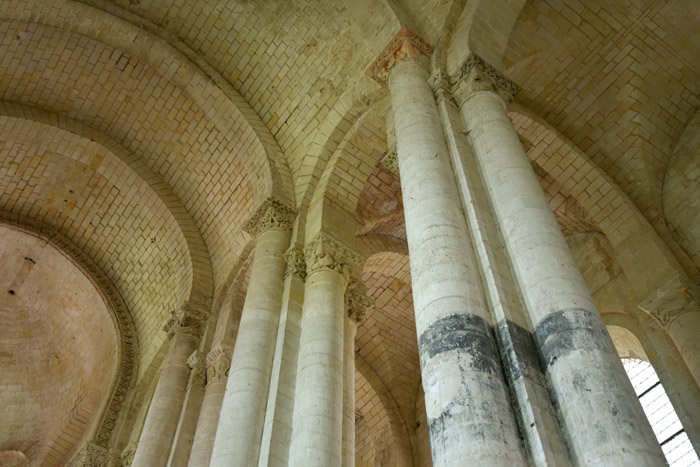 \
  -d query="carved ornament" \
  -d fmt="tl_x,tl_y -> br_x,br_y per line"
429,68 -> 455,106
380,146 -> 399,176
450,54 -> 521,106
164,300 -> 209,340
206,344 -> 233,384
284,246 -> 307,281
243,196 -> 295,237
638,272 -> 700,327
187,350 -> 207,388
345,277 -> 374,323
120,443 -> 137,466
68,443 -> 115,467
304,233 -> 361,281
366,26 -> 434,87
